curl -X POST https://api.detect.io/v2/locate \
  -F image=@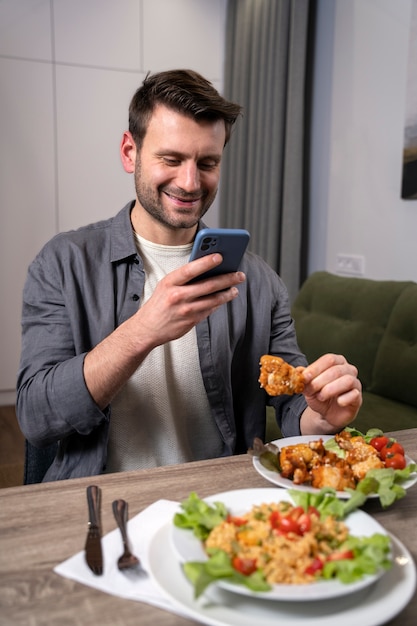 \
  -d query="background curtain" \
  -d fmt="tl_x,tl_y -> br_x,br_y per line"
219,0 -> 315,302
